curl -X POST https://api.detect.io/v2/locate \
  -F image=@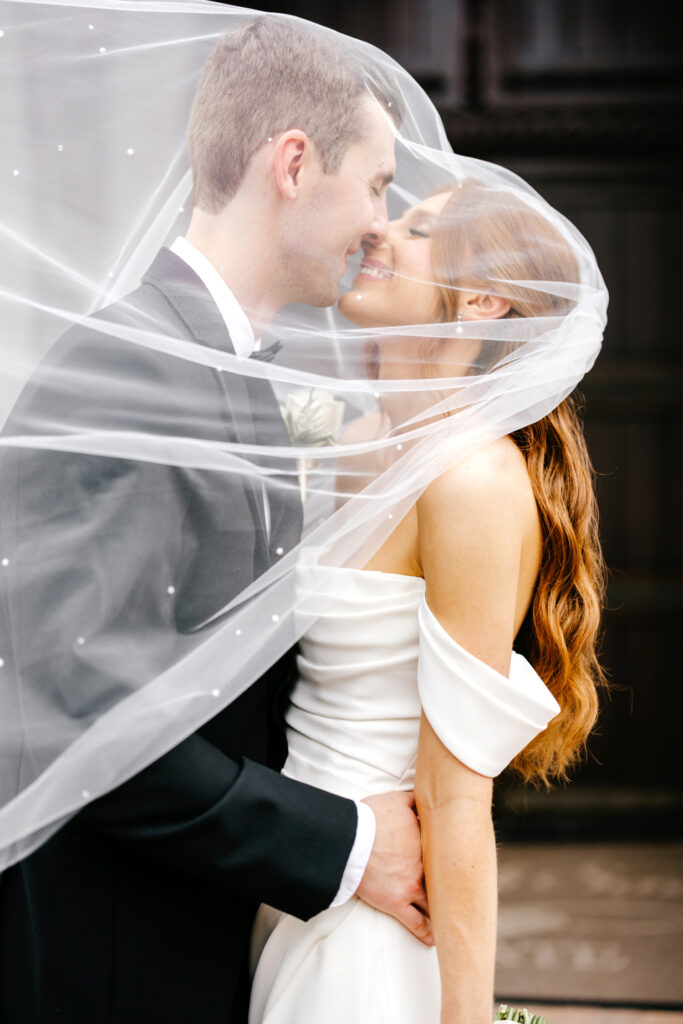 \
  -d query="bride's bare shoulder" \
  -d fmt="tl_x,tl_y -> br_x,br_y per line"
416,437 -> 541,652
417,436 -> 536,530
